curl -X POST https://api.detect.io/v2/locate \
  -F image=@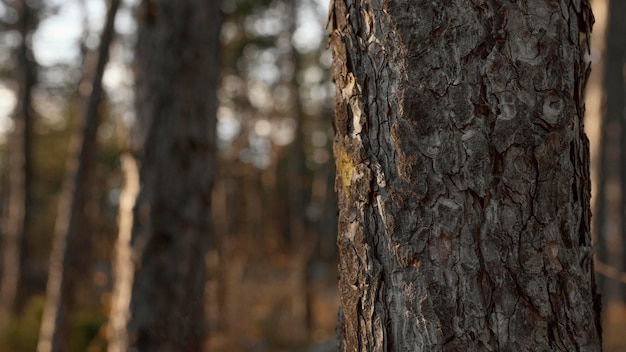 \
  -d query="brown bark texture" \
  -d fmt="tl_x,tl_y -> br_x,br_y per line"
109,0 -> 220,350
329,0 -> 602,350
